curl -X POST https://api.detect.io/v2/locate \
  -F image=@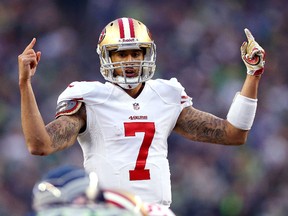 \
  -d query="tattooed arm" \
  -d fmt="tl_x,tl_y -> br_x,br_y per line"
24,103 -> 85,156
173,106 -> 248,145
45,105 -> 86,154
19,38 -> 86,155
20,70 -> 86,155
